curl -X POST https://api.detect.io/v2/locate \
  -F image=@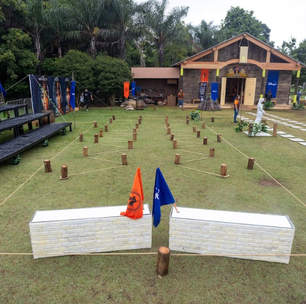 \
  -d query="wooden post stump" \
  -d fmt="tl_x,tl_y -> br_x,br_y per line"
79,133 -> 83,142
44,160 -> 52,173
217,134 -> 221,143
262,119 -> 266,124
93,121 -> 97,128
166,123 -> 170,128
186,116 -> 189,119
197,130 -> 201,138
94,134 -> 99,143
138,118 -> 142,124
170,133 -> 175,141
273,124 -> 277,137
203,137 -> 208,145
175,154 -> 180,165
165,116 -> 168,124
139,115 -> 142,121
112,115 -> 116,120
220,164 -> 227,177
128,140 -> 133,149
109,118 -> 113,124
121,153 -> 127,165
209,147 -> 215,157
167,127 -> 171,135
186,118 -> 189,125
156,246 -> 170,276
99,129 -> 103,137
83,146 -> 88,157
105,125 -> 108,132
193,126 -> 196,132
248,123 -> 253,135
133,132 -> 137,141
133,128 -> 137,135
173,140 -> 178,149
202,122 -> 206,129
60,165 -> 68,180
247,157 -> 255,170
136,123 -> 139,129
211,117 -> 214,122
